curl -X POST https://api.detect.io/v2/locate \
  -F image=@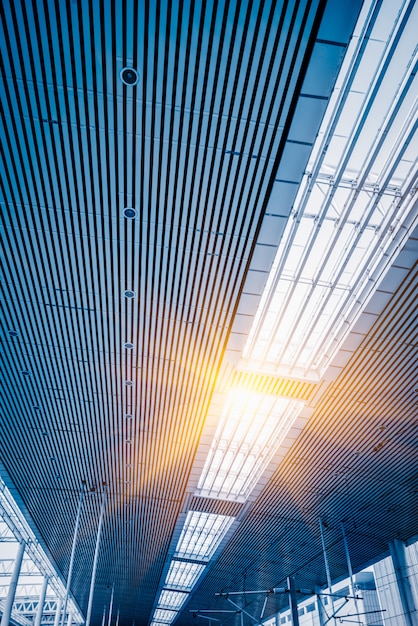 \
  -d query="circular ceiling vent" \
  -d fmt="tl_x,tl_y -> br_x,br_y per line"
124,290 -> 135,299
120,67 -> 139,86
123,207 -> 137,219
124,342 -> 134,349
